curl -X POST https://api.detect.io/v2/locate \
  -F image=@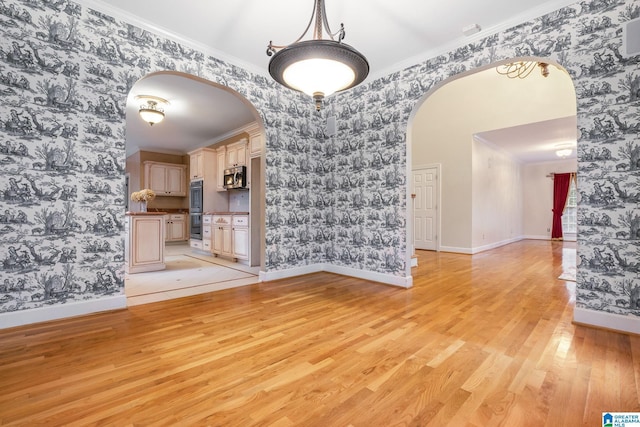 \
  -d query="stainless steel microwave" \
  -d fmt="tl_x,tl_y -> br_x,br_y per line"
223,166 -> 247,189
